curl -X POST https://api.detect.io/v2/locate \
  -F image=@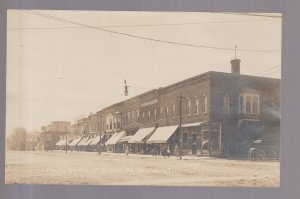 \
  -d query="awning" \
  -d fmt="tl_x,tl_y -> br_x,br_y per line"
105,131 -> 126,145
55,140 -> 66,146
69,137 -> 82,146
128,127 -> 156,144
182,122 -> 202,128
77,136 -> 90,146
117,136 -> 134,143
89,135 -> 104,146
202,140 -> 209,146
82,137 -> 93,146
146,125 -> 178,144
